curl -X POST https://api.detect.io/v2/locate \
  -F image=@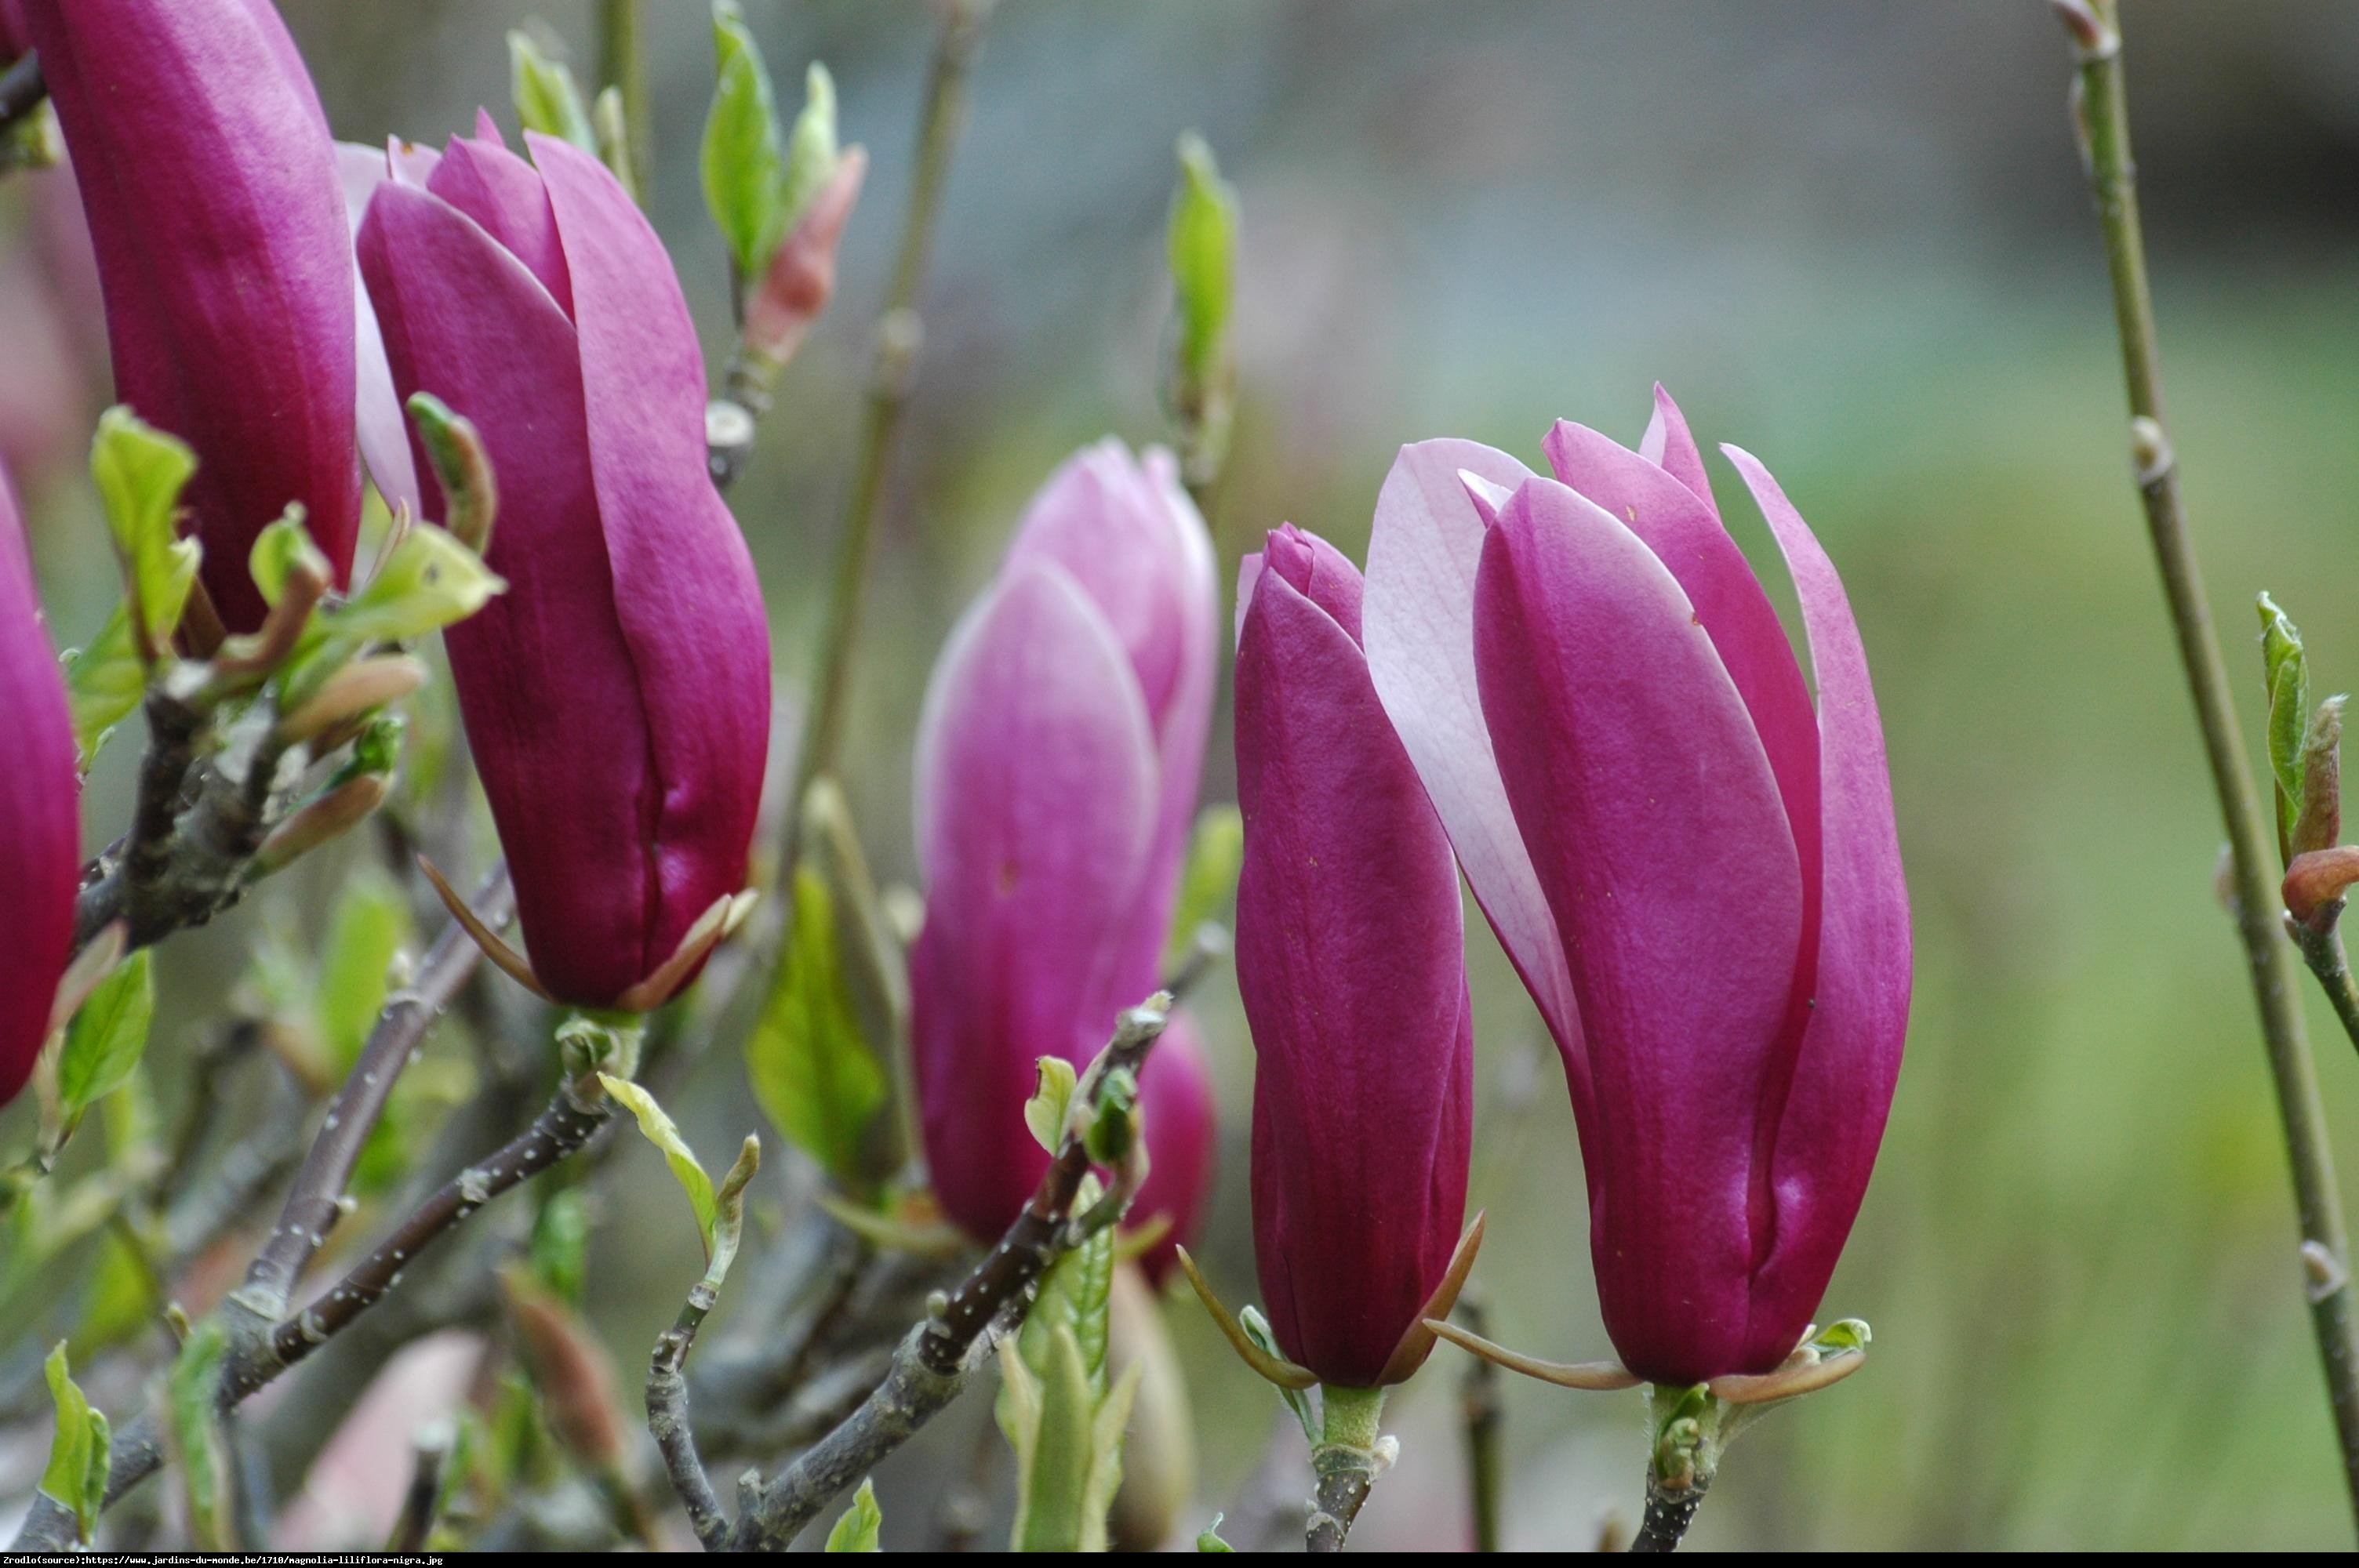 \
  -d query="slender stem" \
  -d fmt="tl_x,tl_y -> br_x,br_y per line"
1630,1476 -> 1703,1554
649,1280 -> 732,1552
387,1430 -> 452,1552
241,867 -> 513,1312
1307,1385 -> 1385,1555
1457,1297 -> 1504,1552
2292,912 -> 2359,1062
2061,0 -> 2359,1527
732,995 -> 1171,1550
598,0 -> 652,199
783,0 -> 994,867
